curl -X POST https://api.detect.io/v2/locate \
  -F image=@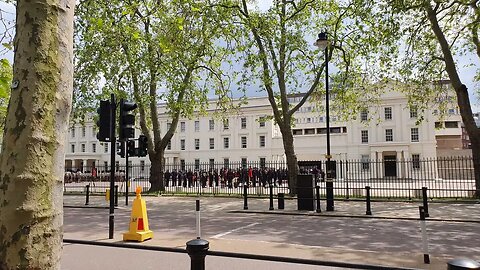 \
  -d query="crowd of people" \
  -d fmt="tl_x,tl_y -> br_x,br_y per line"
162,167 -> 289,188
